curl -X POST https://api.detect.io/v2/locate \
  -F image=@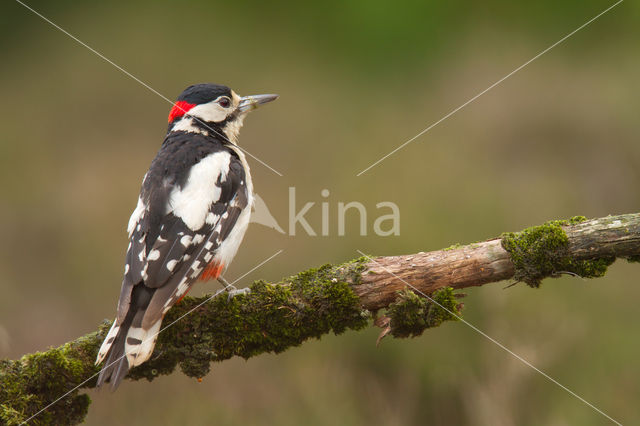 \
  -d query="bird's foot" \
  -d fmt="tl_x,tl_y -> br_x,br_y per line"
218,276 -> 251,300
226,287 -> 251,300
